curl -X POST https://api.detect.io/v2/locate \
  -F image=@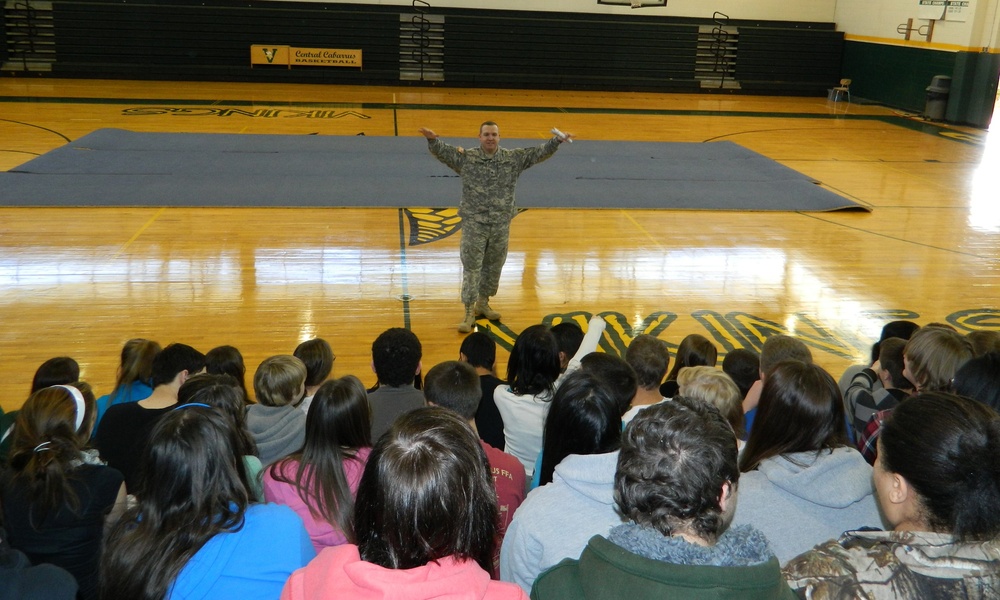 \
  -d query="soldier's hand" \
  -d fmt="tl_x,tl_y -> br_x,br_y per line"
418,128 -> 438,140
